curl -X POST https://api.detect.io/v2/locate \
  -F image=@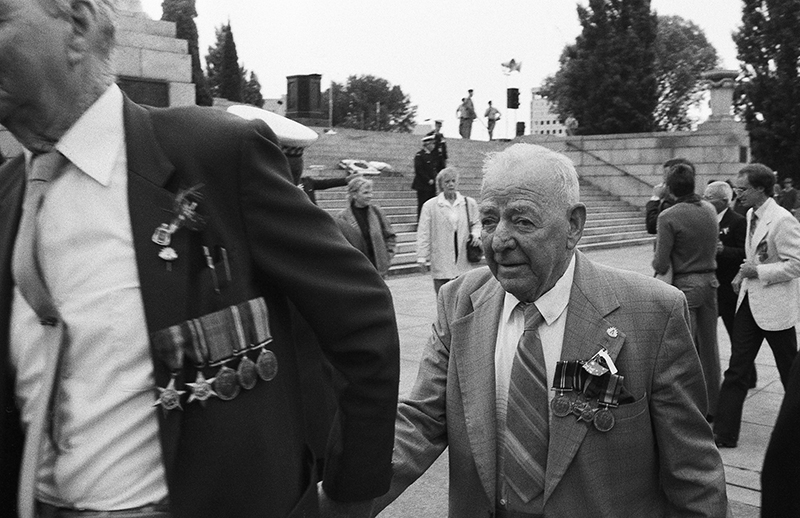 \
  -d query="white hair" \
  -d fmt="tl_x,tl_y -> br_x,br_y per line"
481,143 -> 580,206
705,181 -> 733,203
39,0 -> 118,57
